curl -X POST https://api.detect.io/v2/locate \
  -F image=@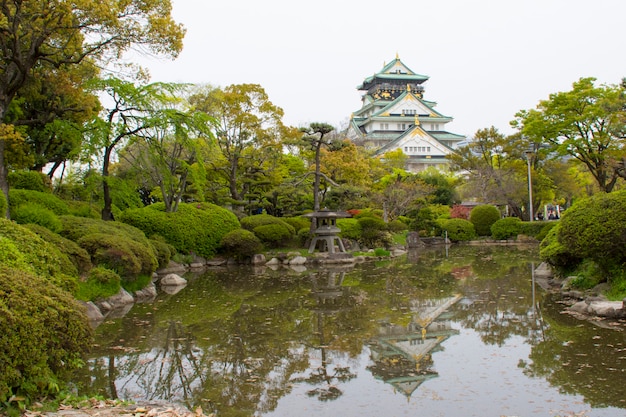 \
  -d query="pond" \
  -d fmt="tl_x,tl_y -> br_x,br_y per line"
73,245 -> 626,417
